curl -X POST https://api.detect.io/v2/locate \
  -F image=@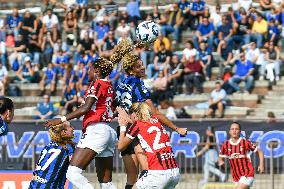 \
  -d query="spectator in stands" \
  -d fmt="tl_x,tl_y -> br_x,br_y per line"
228,51 -> 254,93
147,42 -> 172,79
182,55 -> 204,94
59,85 -> 78,115
78,31 -> 95,52
243,42 -> 260,64
126,0 -> 140,25
151,5 -> 161,23
198,41 -> 213,80
260,0 -> 274,11
152,71 -> 170,106
27,32 -> 41,66
206,81 -> 227,118
39,63 -> 57,96
0,24 -> 6,66
15,56 -> 39,83
41,9 -> 59,42
116,19 -> 130,39
264,41 -> 281,81
232,12 -> 252,48
238,0 -> 253,12
41,31 -> 54,67
165,55 -> 183,95
74,0 -> 88,23
21,10 -> 38,42
280,3 -> 284,53
63,11 -> 78,46
34,94 -> 54,120
215,15 -> 233,46
0,61 -> 8,95
8,33 -> 27,70
94,17 -> 109,44
153,32 -> 171,54
210,4 -> 222,29
268,18 -> 280,45
182,40 -> 198,63
192,17 -> 214,49
92,3 -> 105,26
179,0 -> 191,15
5,8 -> 22,40
99,30 -> 117,58
41,0 -> 57,15
104,0 -> 119,28
167,3 -> 184,44
250,12 -> 268,48
216,40 -> 233,78
188,0 -> 206,30
255,47 -> 267,80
